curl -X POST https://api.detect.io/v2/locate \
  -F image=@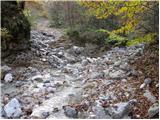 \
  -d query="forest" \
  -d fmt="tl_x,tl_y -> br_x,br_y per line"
1,0 -> 159,119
